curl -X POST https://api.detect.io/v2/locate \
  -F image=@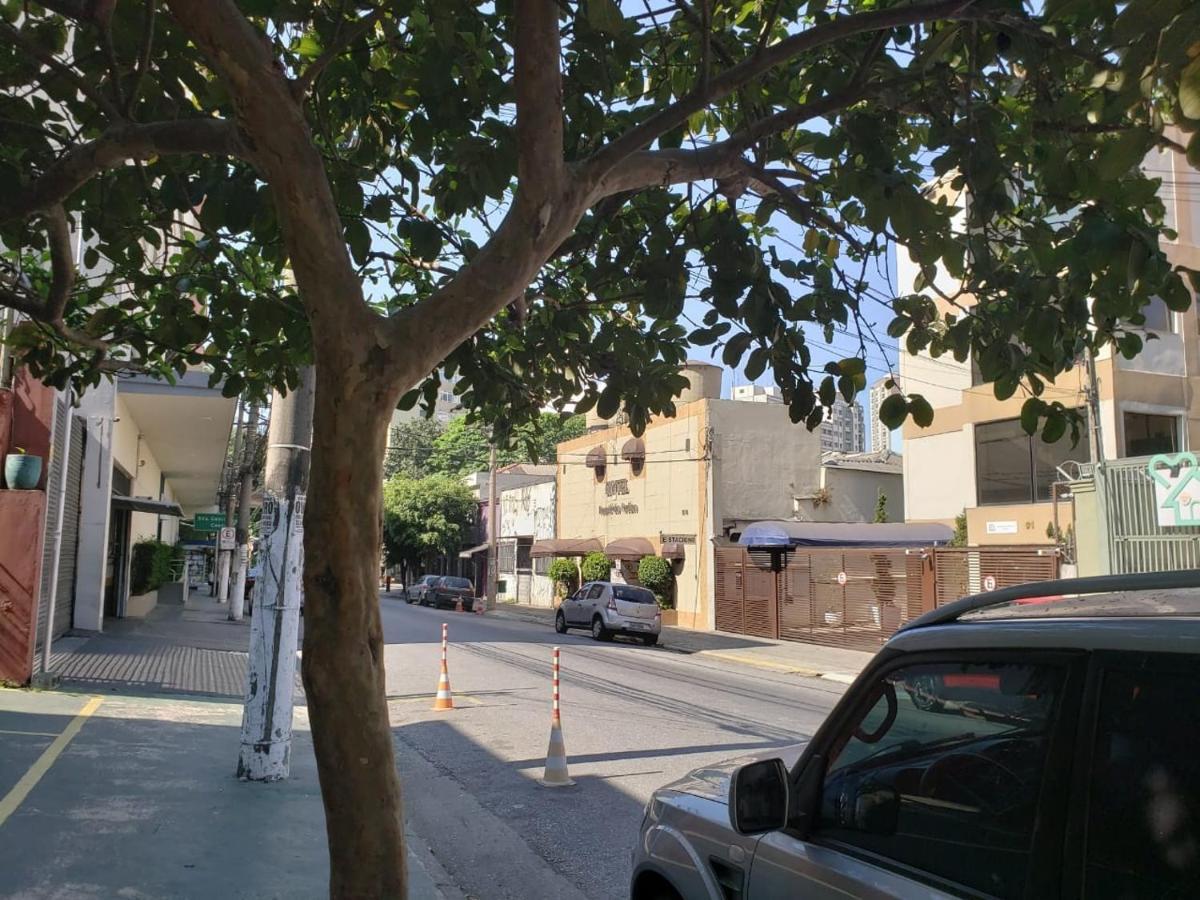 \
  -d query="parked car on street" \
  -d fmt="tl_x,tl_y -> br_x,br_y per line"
556,581 -> 661,645
429,576 -> 476,611
405,574 -> 441,605
630,571 -> 1200,900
